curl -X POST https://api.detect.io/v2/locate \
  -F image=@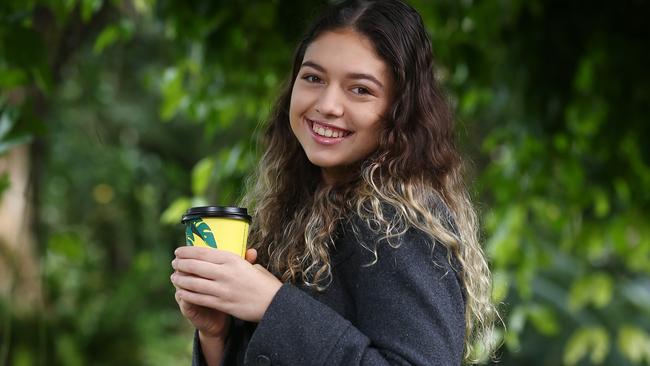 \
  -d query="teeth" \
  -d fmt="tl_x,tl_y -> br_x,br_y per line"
311,121 -> 348,138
